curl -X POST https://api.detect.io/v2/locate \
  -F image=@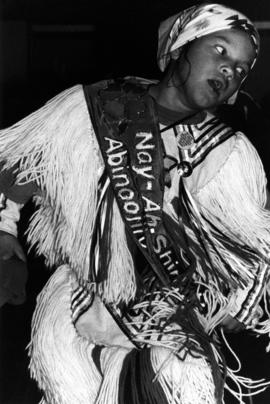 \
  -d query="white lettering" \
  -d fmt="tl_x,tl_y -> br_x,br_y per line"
105,137 -> 123,154
112,166 -> 123,173
113,173 -> 129,187
139,236 -> 147,248
137,151 -> 152,164
108,150 -> 127,166
154,234 -> 167,254
160,250 -> 173,266
132,165 -> 154,179
126,216 -> 142,222
145,214 -> 160,228
142,196 -> 160,212
136,132 -> 154,150
124,201 -> 140,214
118,188 -> 134,200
